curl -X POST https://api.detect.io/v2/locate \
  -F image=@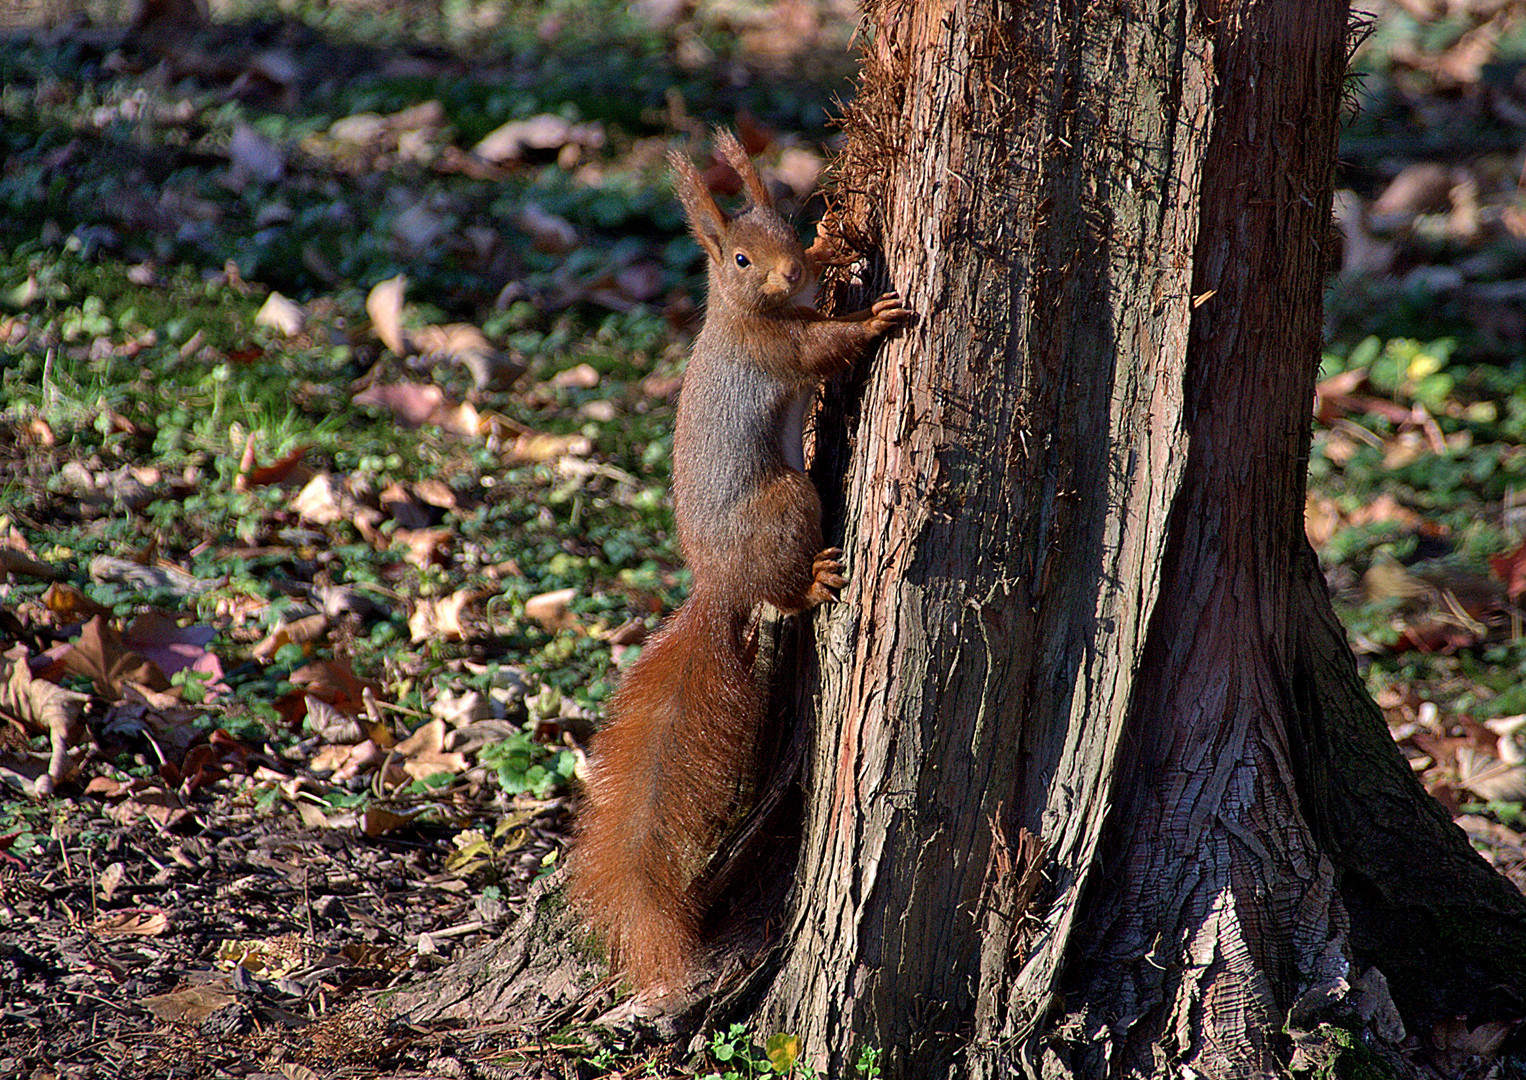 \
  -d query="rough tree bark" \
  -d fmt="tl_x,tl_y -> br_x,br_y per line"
745,1 -> 1526,1078
396,1 -> 1526,1076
